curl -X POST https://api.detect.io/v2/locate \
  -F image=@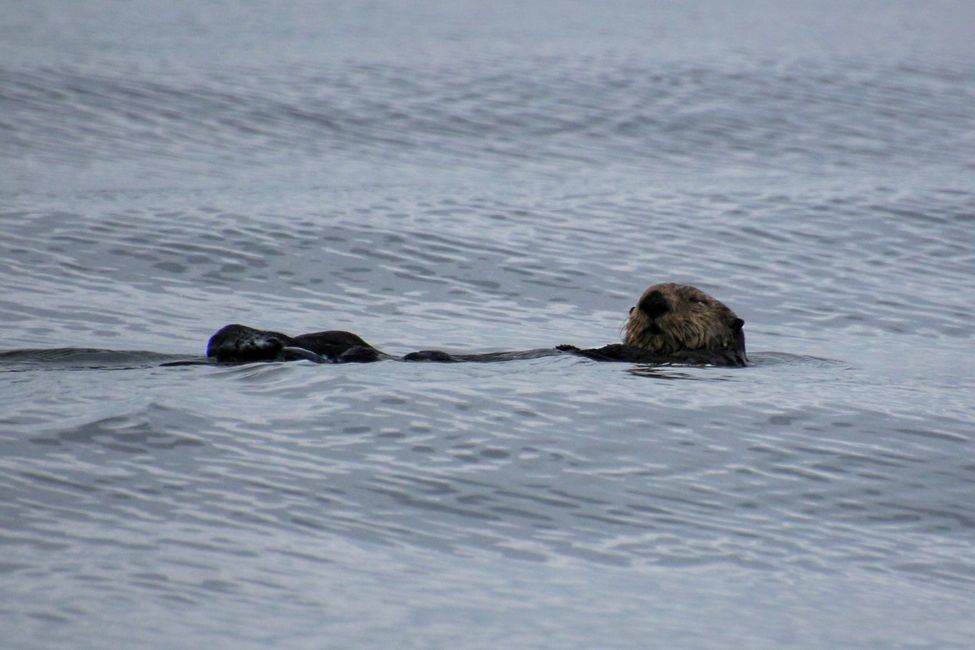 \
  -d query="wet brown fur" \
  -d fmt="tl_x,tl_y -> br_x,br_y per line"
623,283 -> 745,357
